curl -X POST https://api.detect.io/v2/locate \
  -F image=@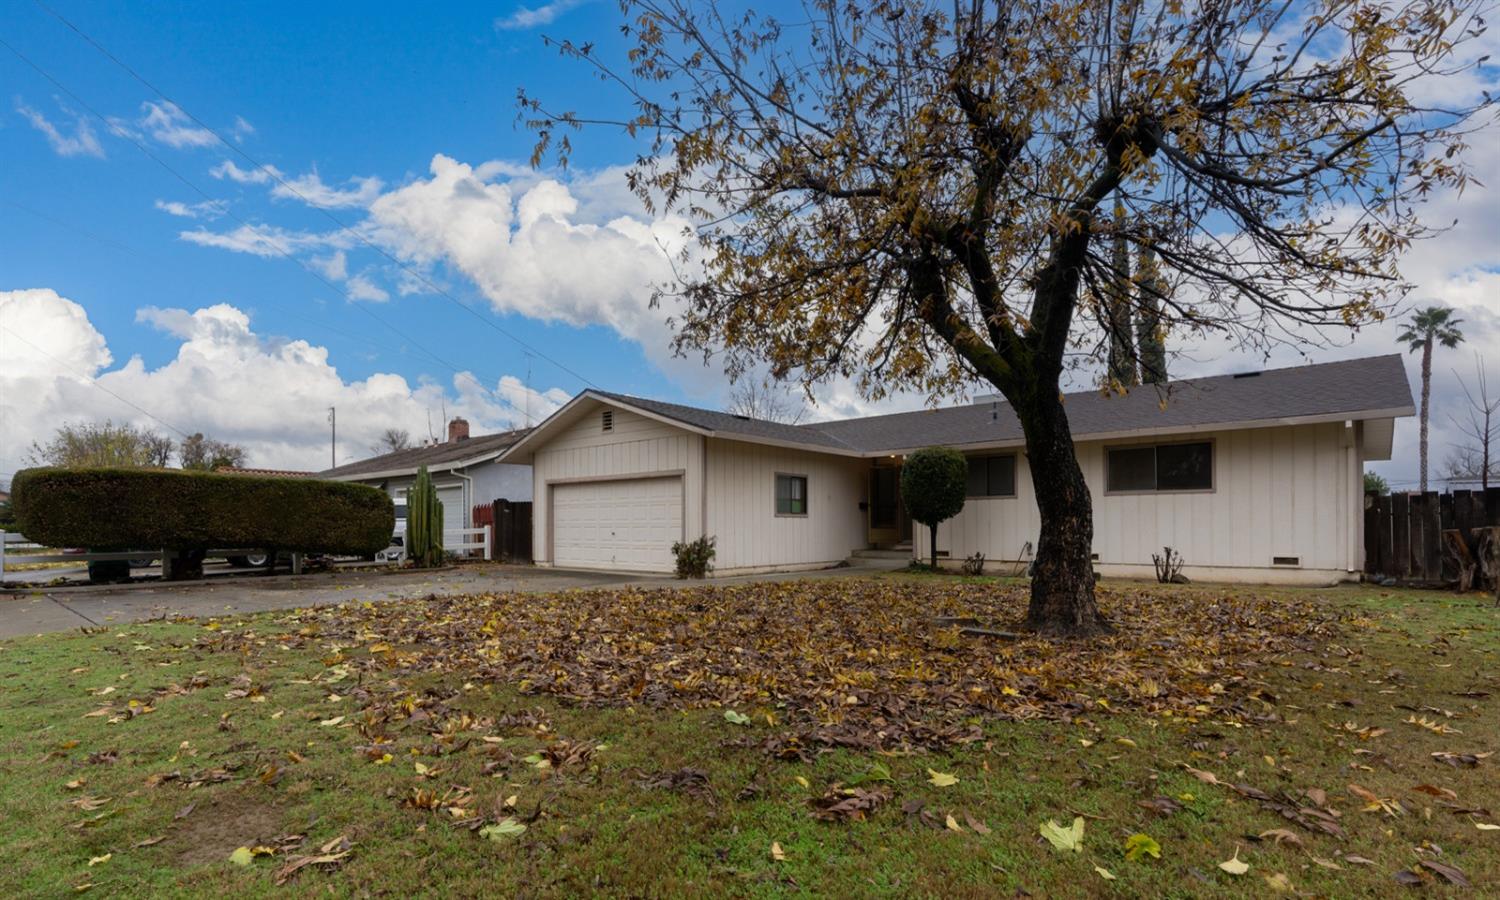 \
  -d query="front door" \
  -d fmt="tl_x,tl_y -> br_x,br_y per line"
868,465 -> 912,547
